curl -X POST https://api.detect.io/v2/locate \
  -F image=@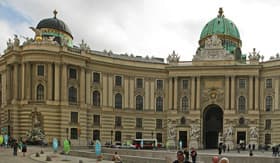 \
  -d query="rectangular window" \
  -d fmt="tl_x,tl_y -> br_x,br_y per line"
265,119 -> 271,129
266,79 -> 272,88
156,119 -> 163,129
115,131 -> 122,142
182,80 -> 188,89
115,116 -> 122,128
136,132 -> 142,139
136,78 -> 143,89
156,80 -> 163,90
70,128 -> 78,139
115,76 -> 122,86
265,134 -> 271,145
69,68 -> 77,79
93,115 -> 100,126
136,118 -> 142,128
93,72 -> 100,83
239,79 -> 246,88
71,112 -> 78,123
37,65 -> 44,76
156,133 -> 162,143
